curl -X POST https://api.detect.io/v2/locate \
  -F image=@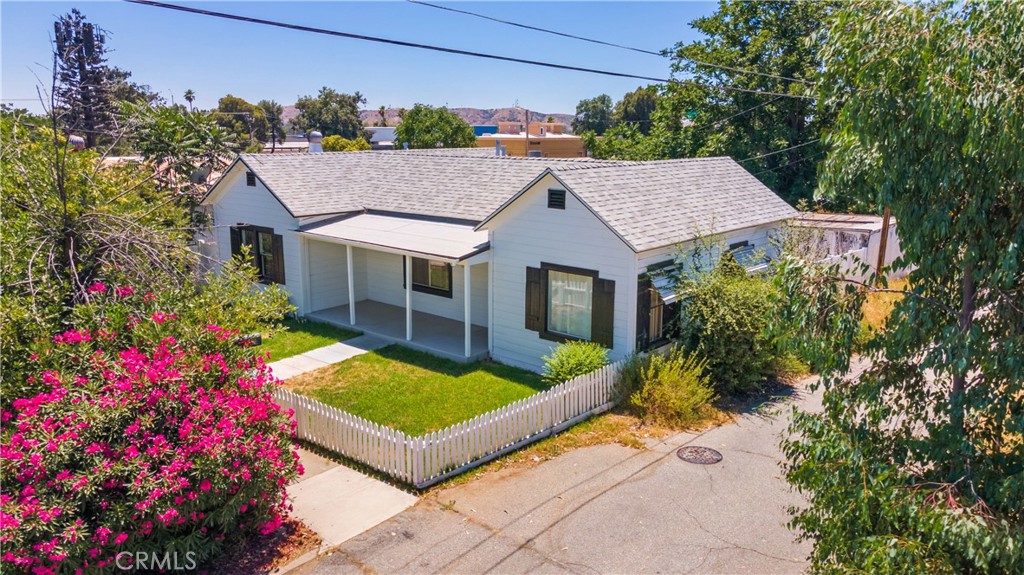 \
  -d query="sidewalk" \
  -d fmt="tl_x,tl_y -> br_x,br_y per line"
290,450 -> 418,551
268,334 -> 389,380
